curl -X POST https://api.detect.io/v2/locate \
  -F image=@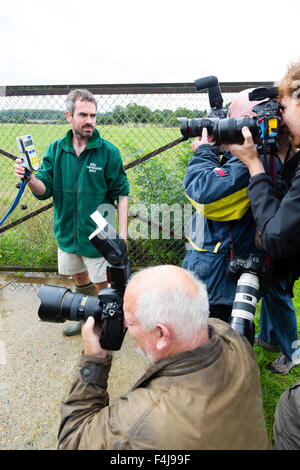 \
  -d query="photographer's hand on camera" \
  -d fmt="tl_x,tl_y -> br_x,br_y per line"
82,316 -> 109,358
192,127 -> 210,152
227,126 -> 266,177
